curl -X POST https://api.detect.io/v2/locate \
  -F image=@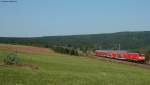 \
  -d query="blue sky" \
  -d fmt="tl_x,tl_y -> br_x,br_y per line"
0,0 -> 150,37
